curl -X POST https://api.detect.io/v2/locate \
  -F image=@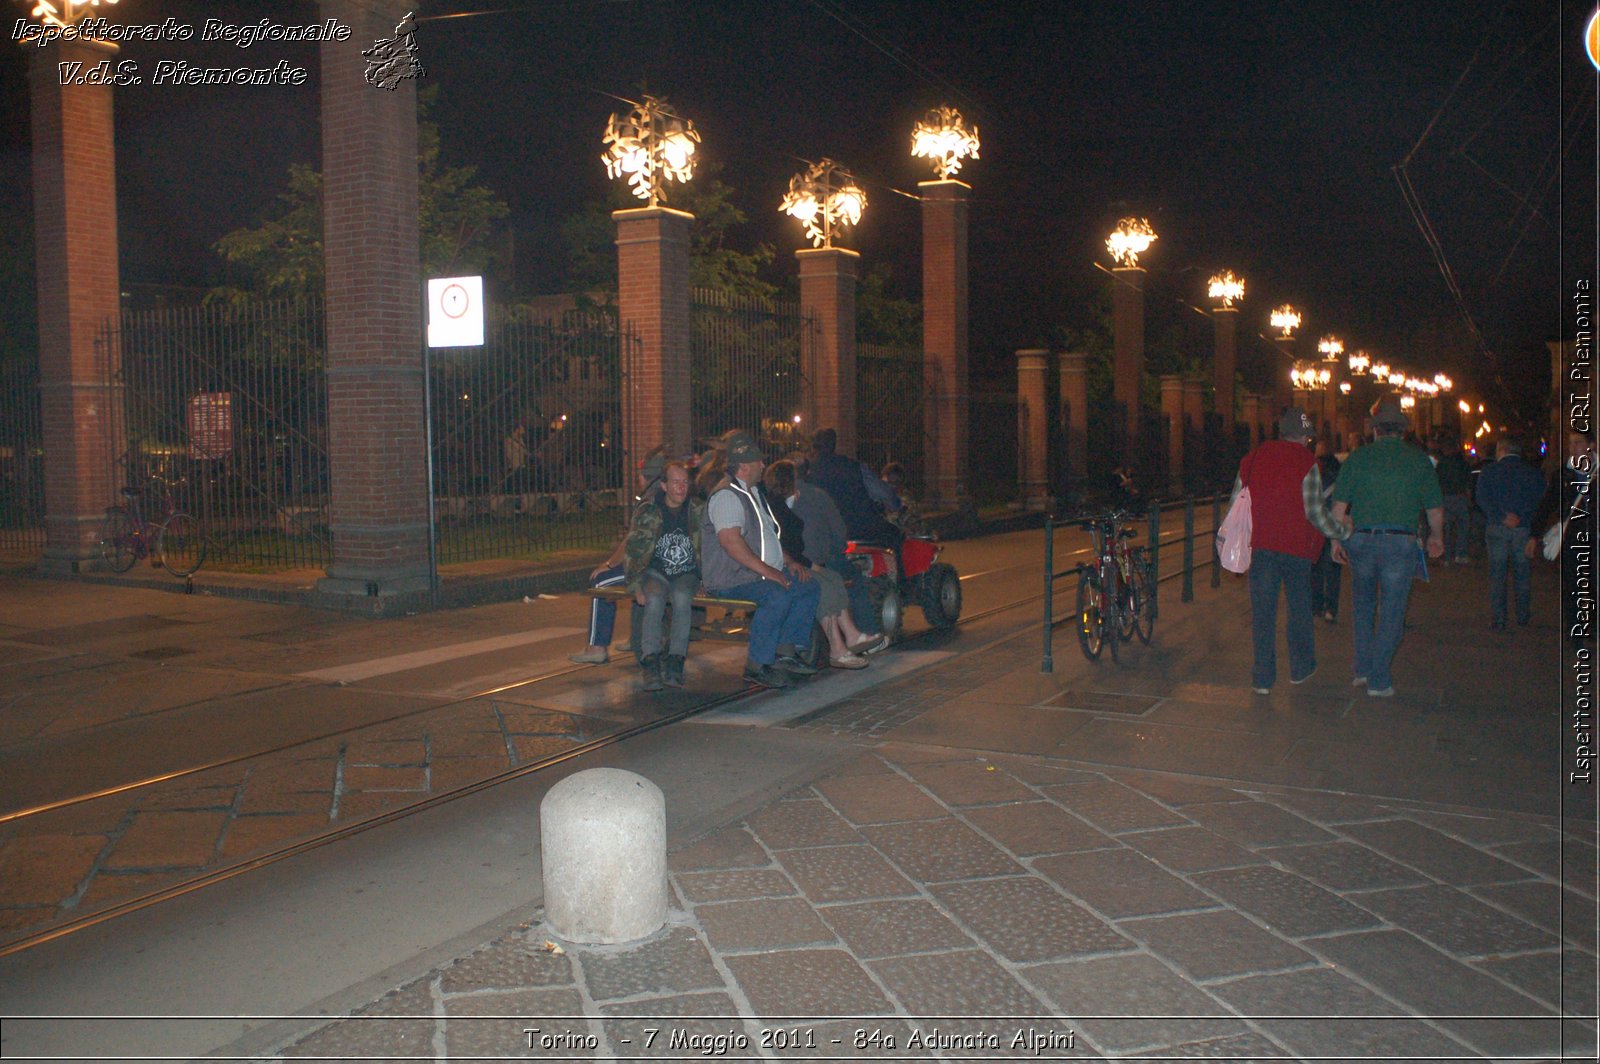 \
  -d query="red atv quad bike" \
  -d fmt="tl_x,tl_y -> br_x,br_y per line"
845,535 -> 962,640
